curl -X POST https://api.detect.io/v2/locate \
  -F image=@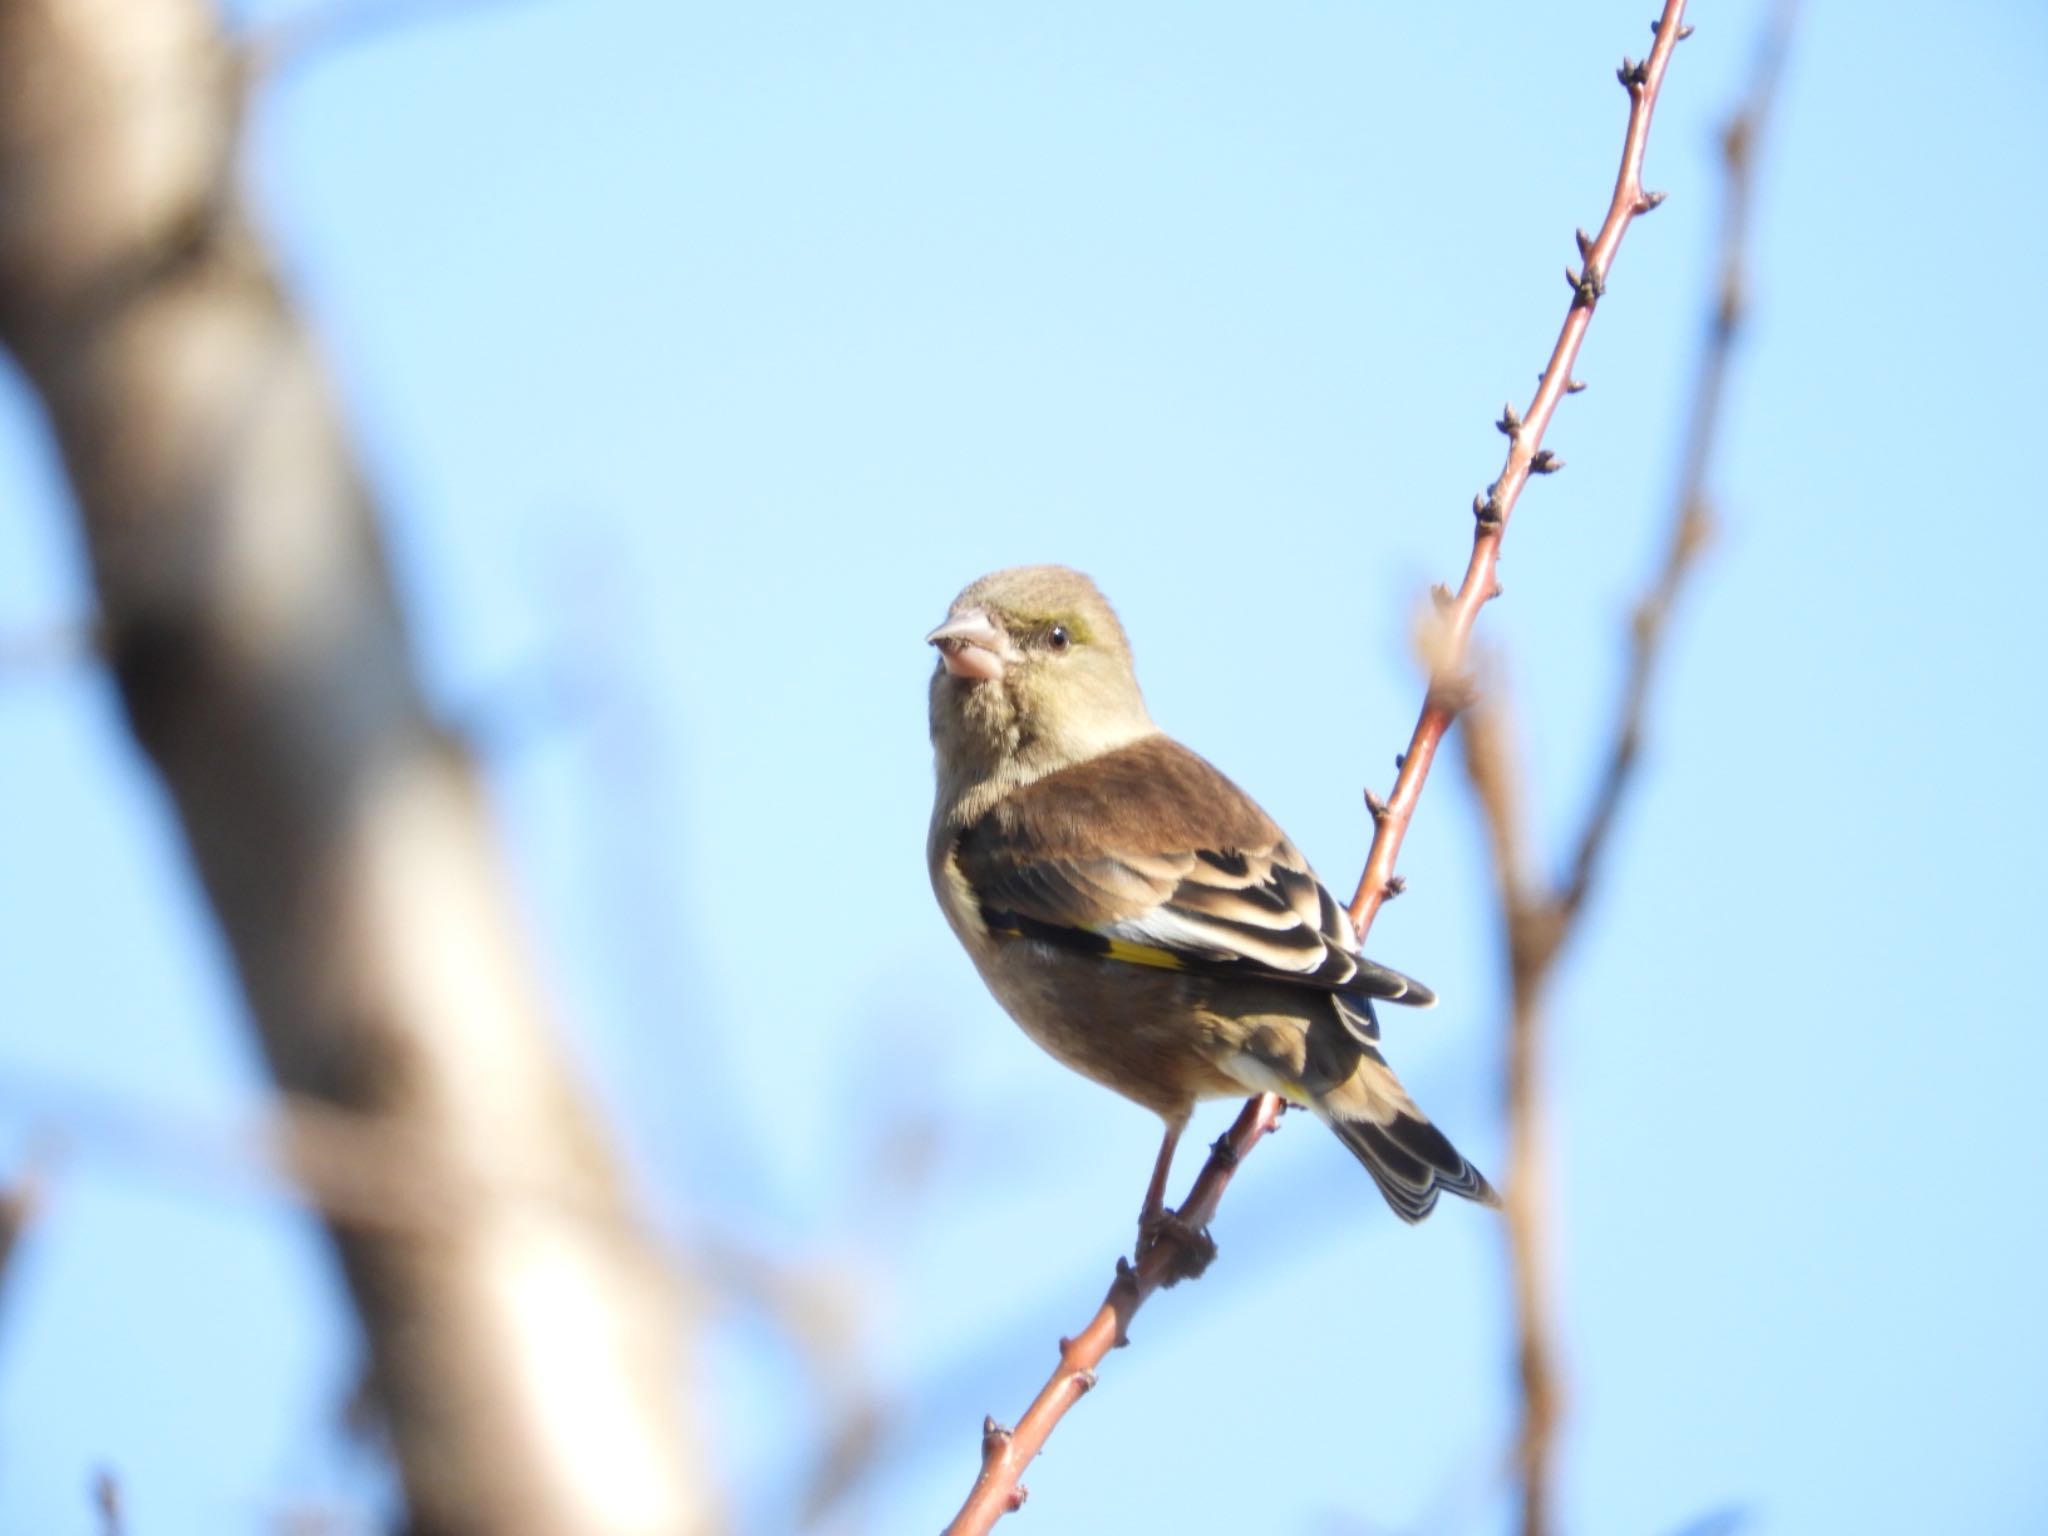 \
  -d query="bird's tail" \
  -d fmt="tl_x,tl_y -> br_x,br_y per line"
1345,955 -> 1437,1008
1314,1048 -> 1498,1224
